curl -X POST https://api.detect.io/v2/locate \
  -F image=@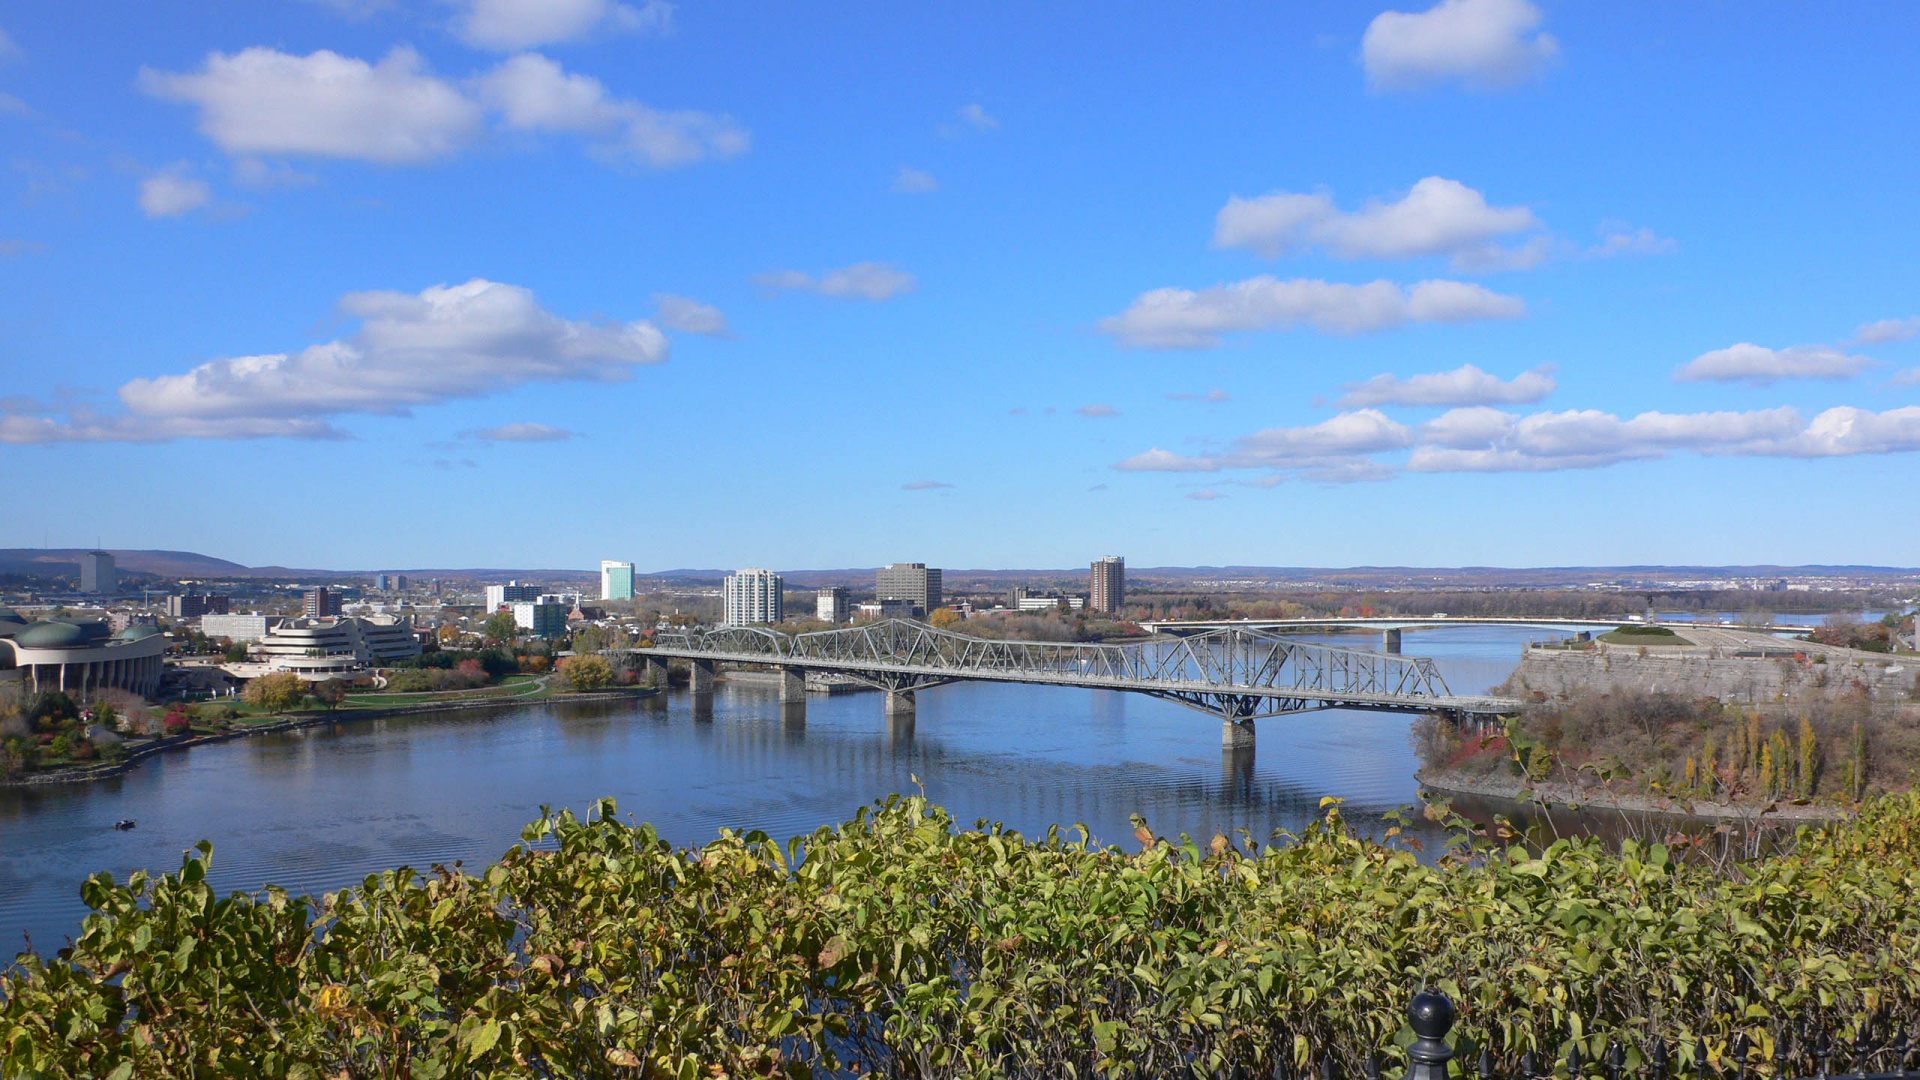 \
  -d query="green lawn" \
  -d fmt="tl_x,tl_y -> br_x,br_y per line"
1598,624 -> 1695,646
